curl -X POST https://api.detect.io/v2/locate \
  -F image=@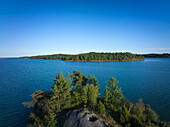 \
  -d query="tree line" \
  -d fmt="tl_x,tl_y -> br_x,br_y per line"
23,71 -> 169,127
22,52 -> 145,62
143,53 -> 170,58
